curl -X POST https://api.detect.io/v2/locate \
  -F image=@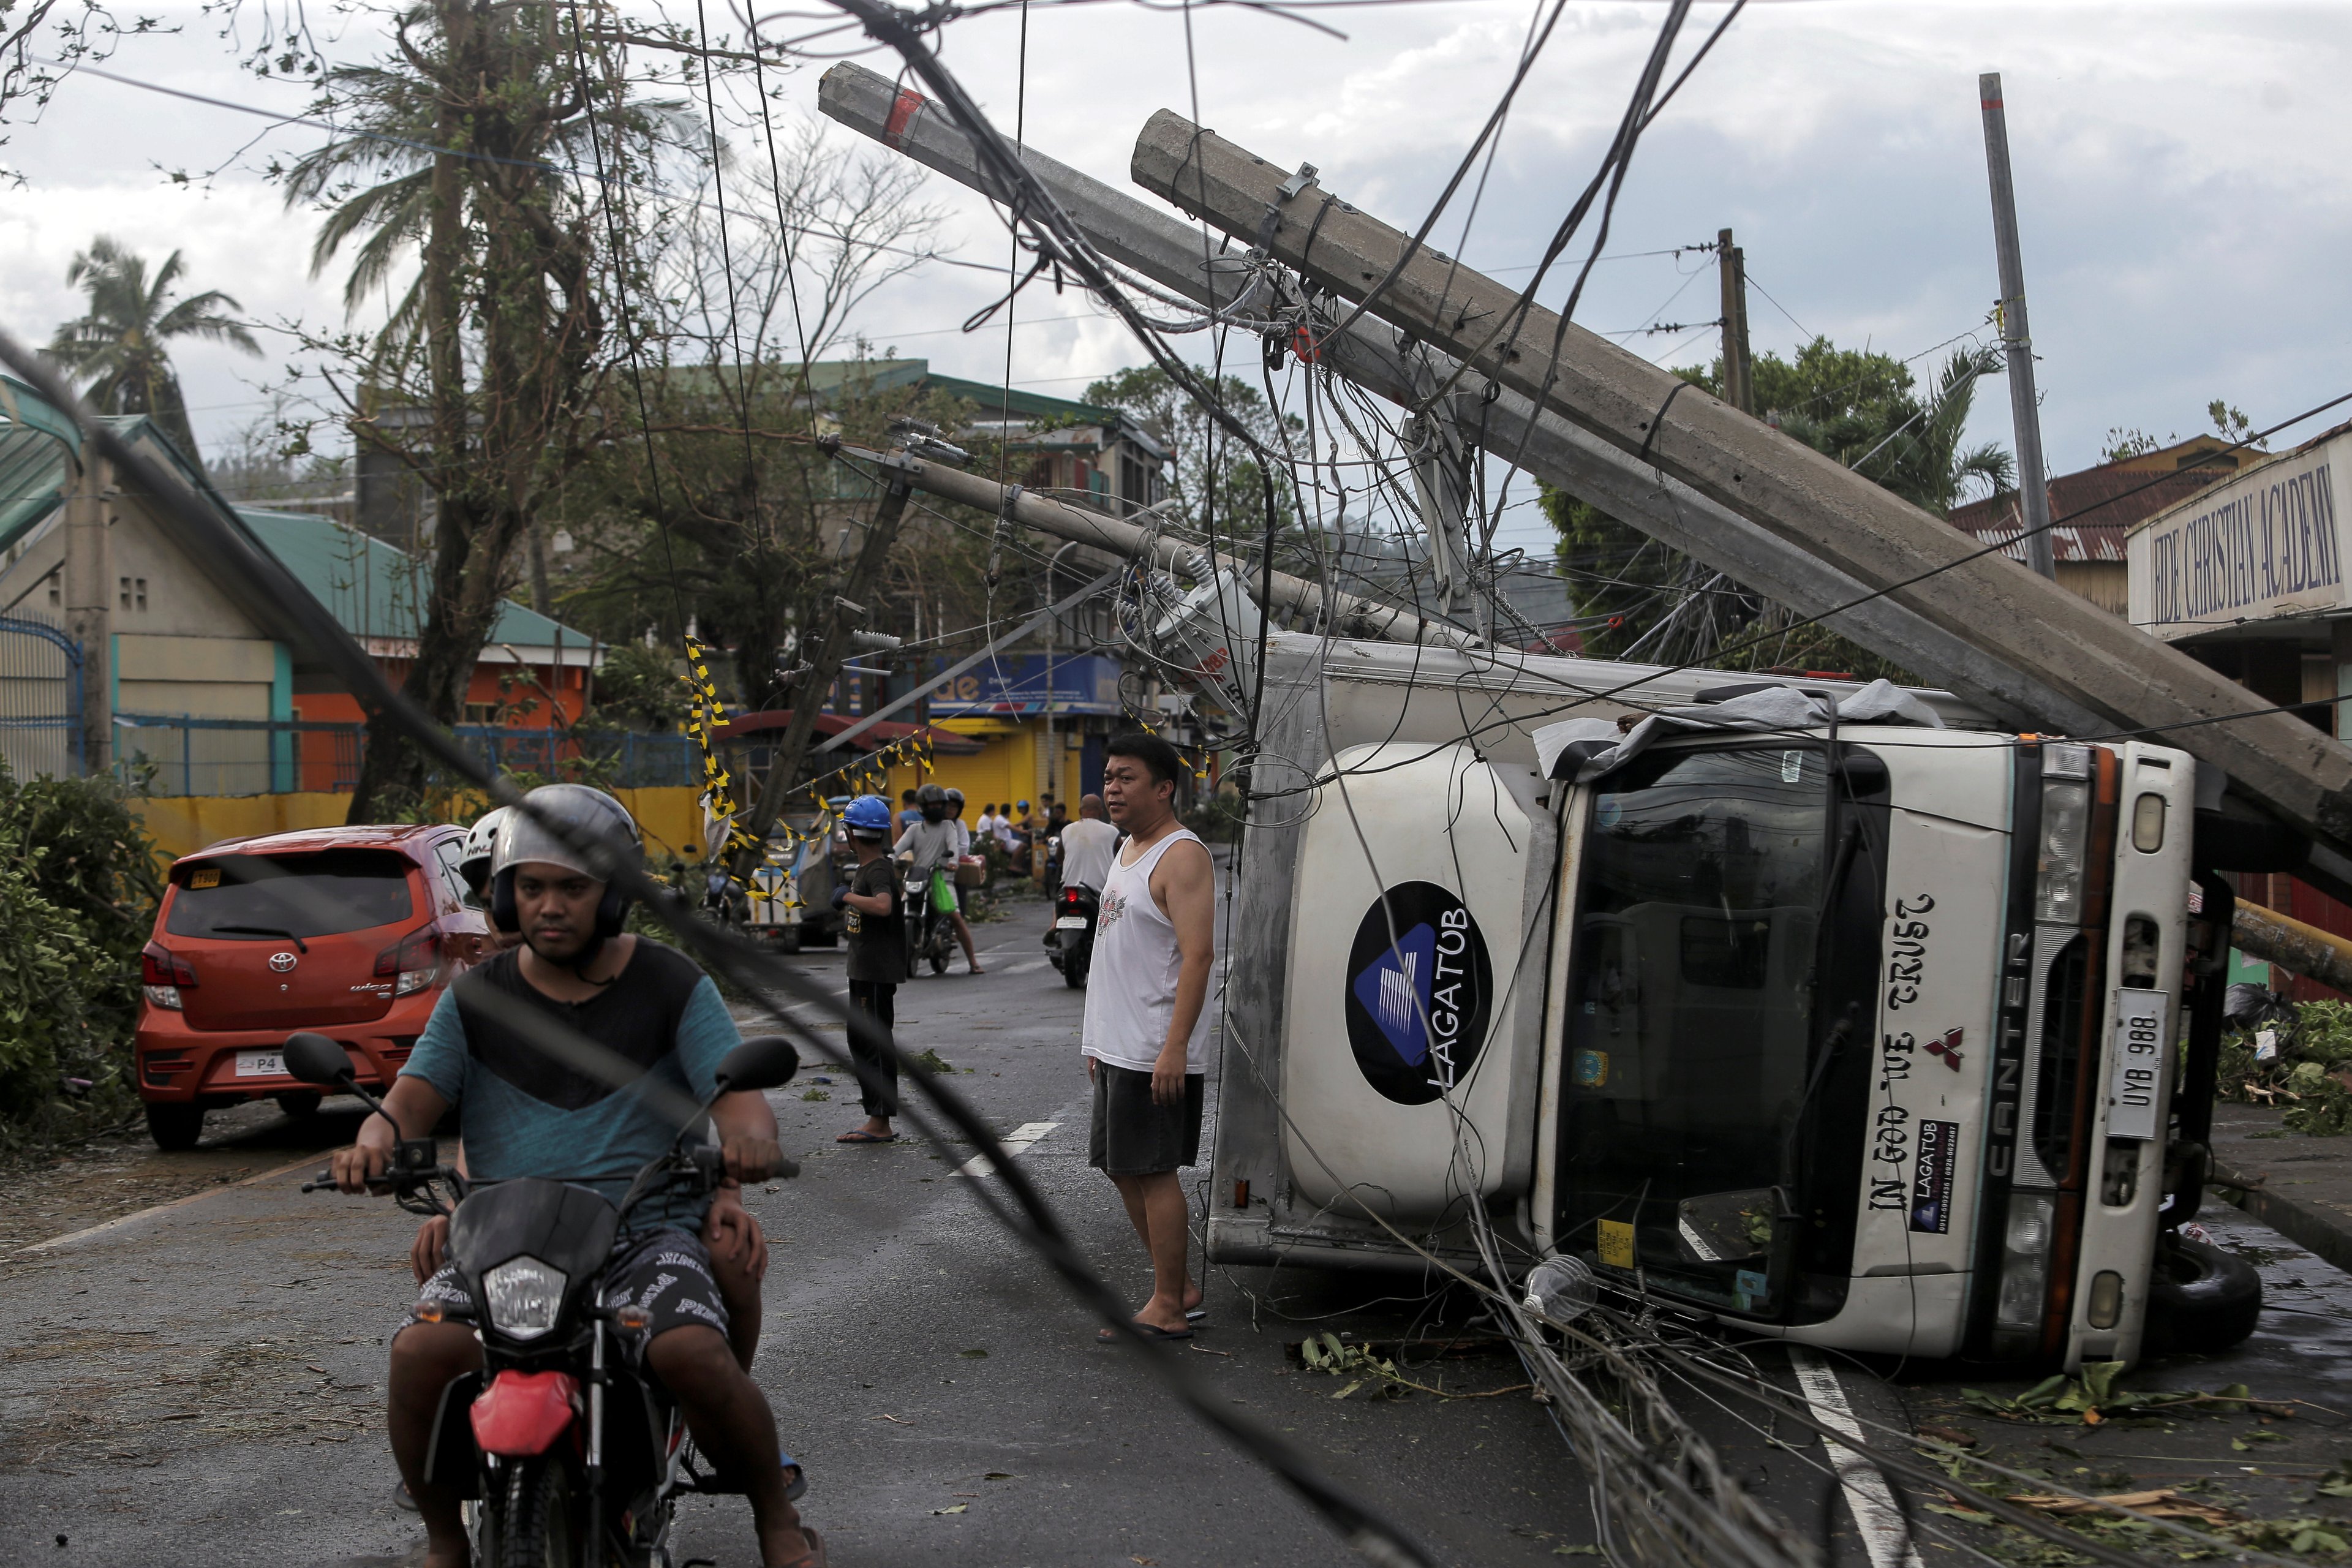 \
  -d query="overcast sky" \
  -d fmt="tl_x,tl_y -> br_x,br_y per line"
3,1 -> 2346,556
